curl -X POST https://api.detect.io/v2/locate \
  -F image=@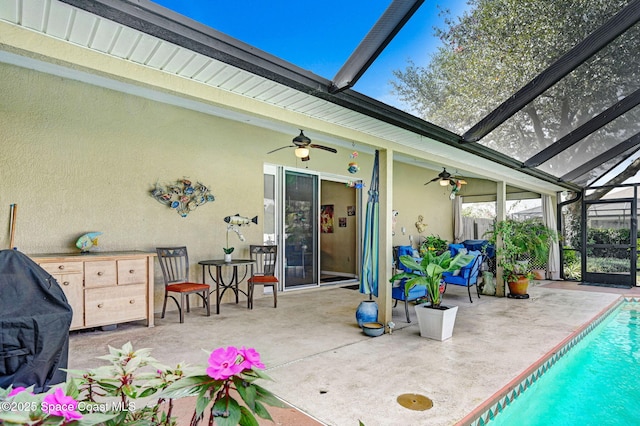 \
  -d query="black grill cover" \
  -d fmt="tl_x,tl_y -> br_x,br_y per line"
0,250 -> 72,392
